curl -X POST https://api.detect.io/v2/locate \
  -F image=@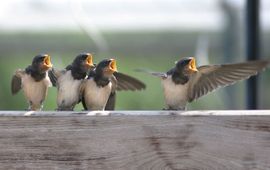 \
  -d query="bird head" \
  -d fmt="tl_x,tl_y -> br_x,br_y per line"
32,54 -> 52,72
96,59 -> 118,77
175,57 -> 198,74
72,53 -> 95,71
